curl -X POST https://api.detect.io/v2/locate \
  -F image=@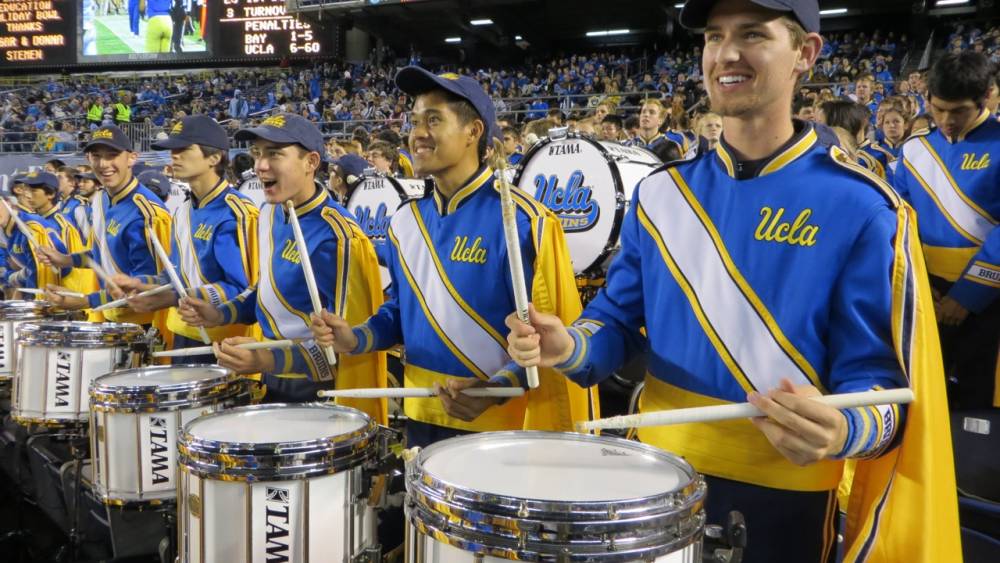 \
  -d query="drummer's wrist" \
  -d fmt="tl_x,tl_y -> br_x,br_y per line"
553,327 -> 585,372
